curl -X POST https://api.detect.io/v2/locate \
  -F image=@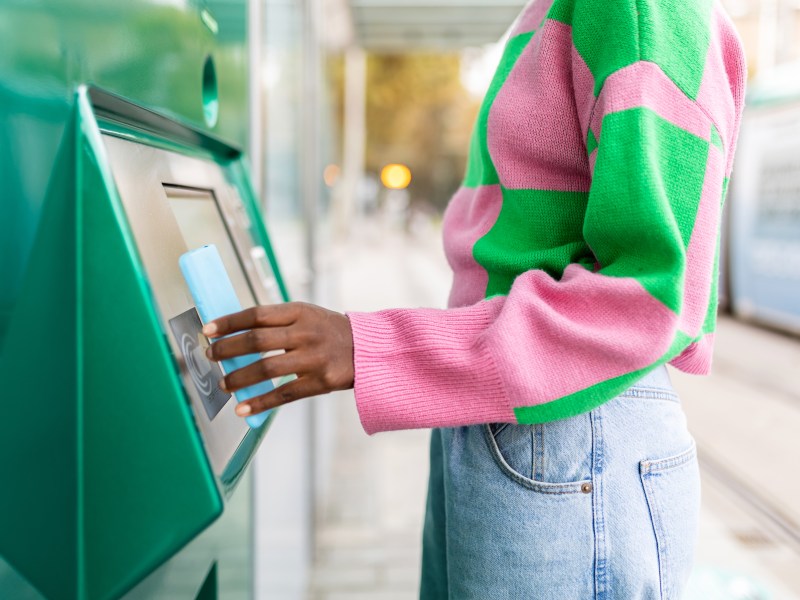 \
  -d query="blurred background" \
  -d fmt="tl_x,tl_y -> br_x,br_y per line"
1,0 -> 799,598
254,0 -> 800,598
